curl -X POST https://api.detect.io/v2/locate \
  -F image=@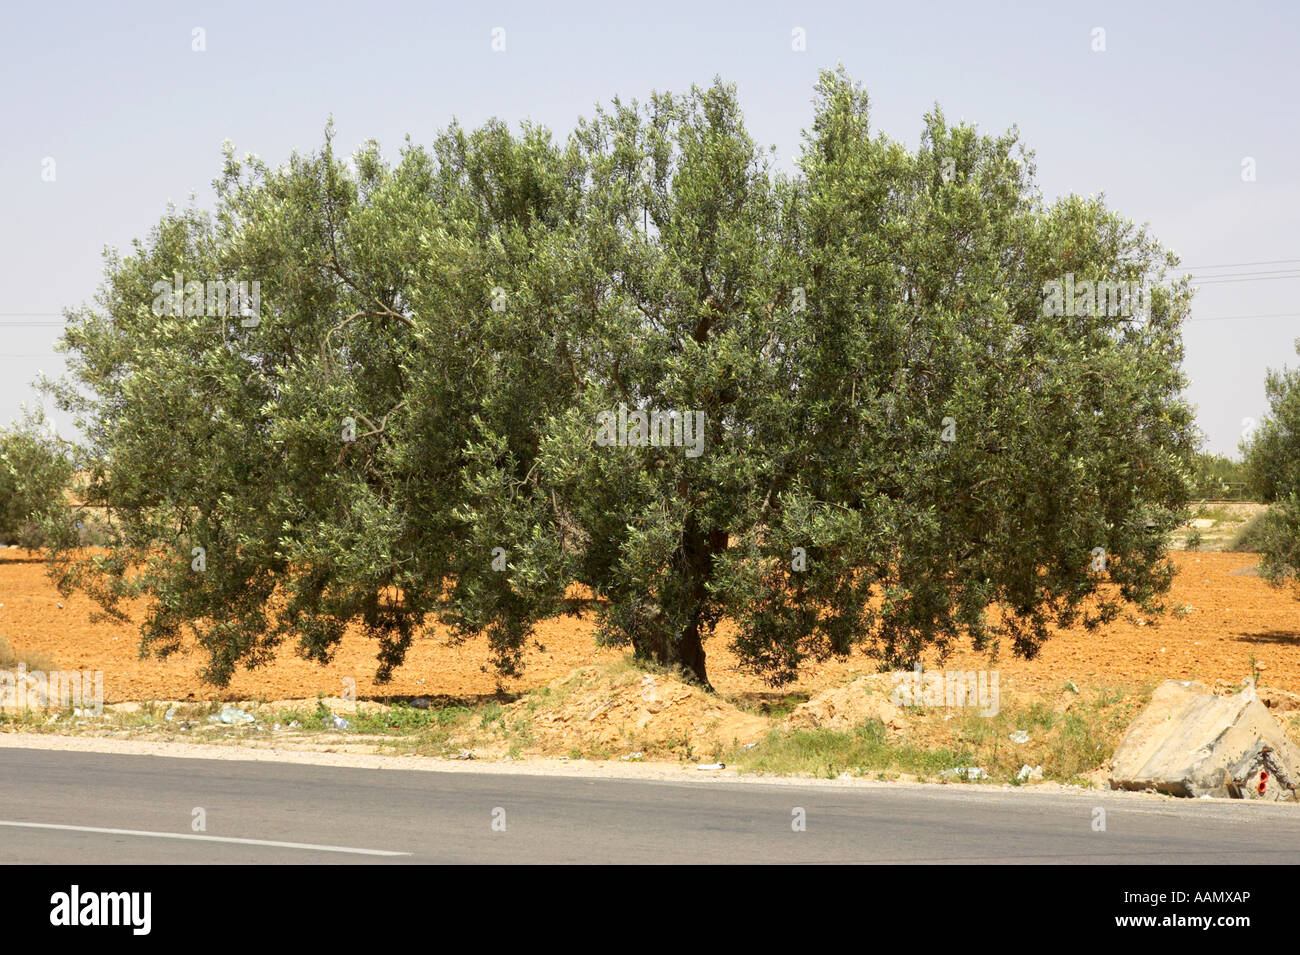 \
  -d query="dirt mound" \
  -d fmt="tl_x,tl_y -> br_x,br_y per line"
509,665 -> 770,757
785,674 -> 910,732
1208,680 -> 1300,714
1257,686 -> 1300,714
